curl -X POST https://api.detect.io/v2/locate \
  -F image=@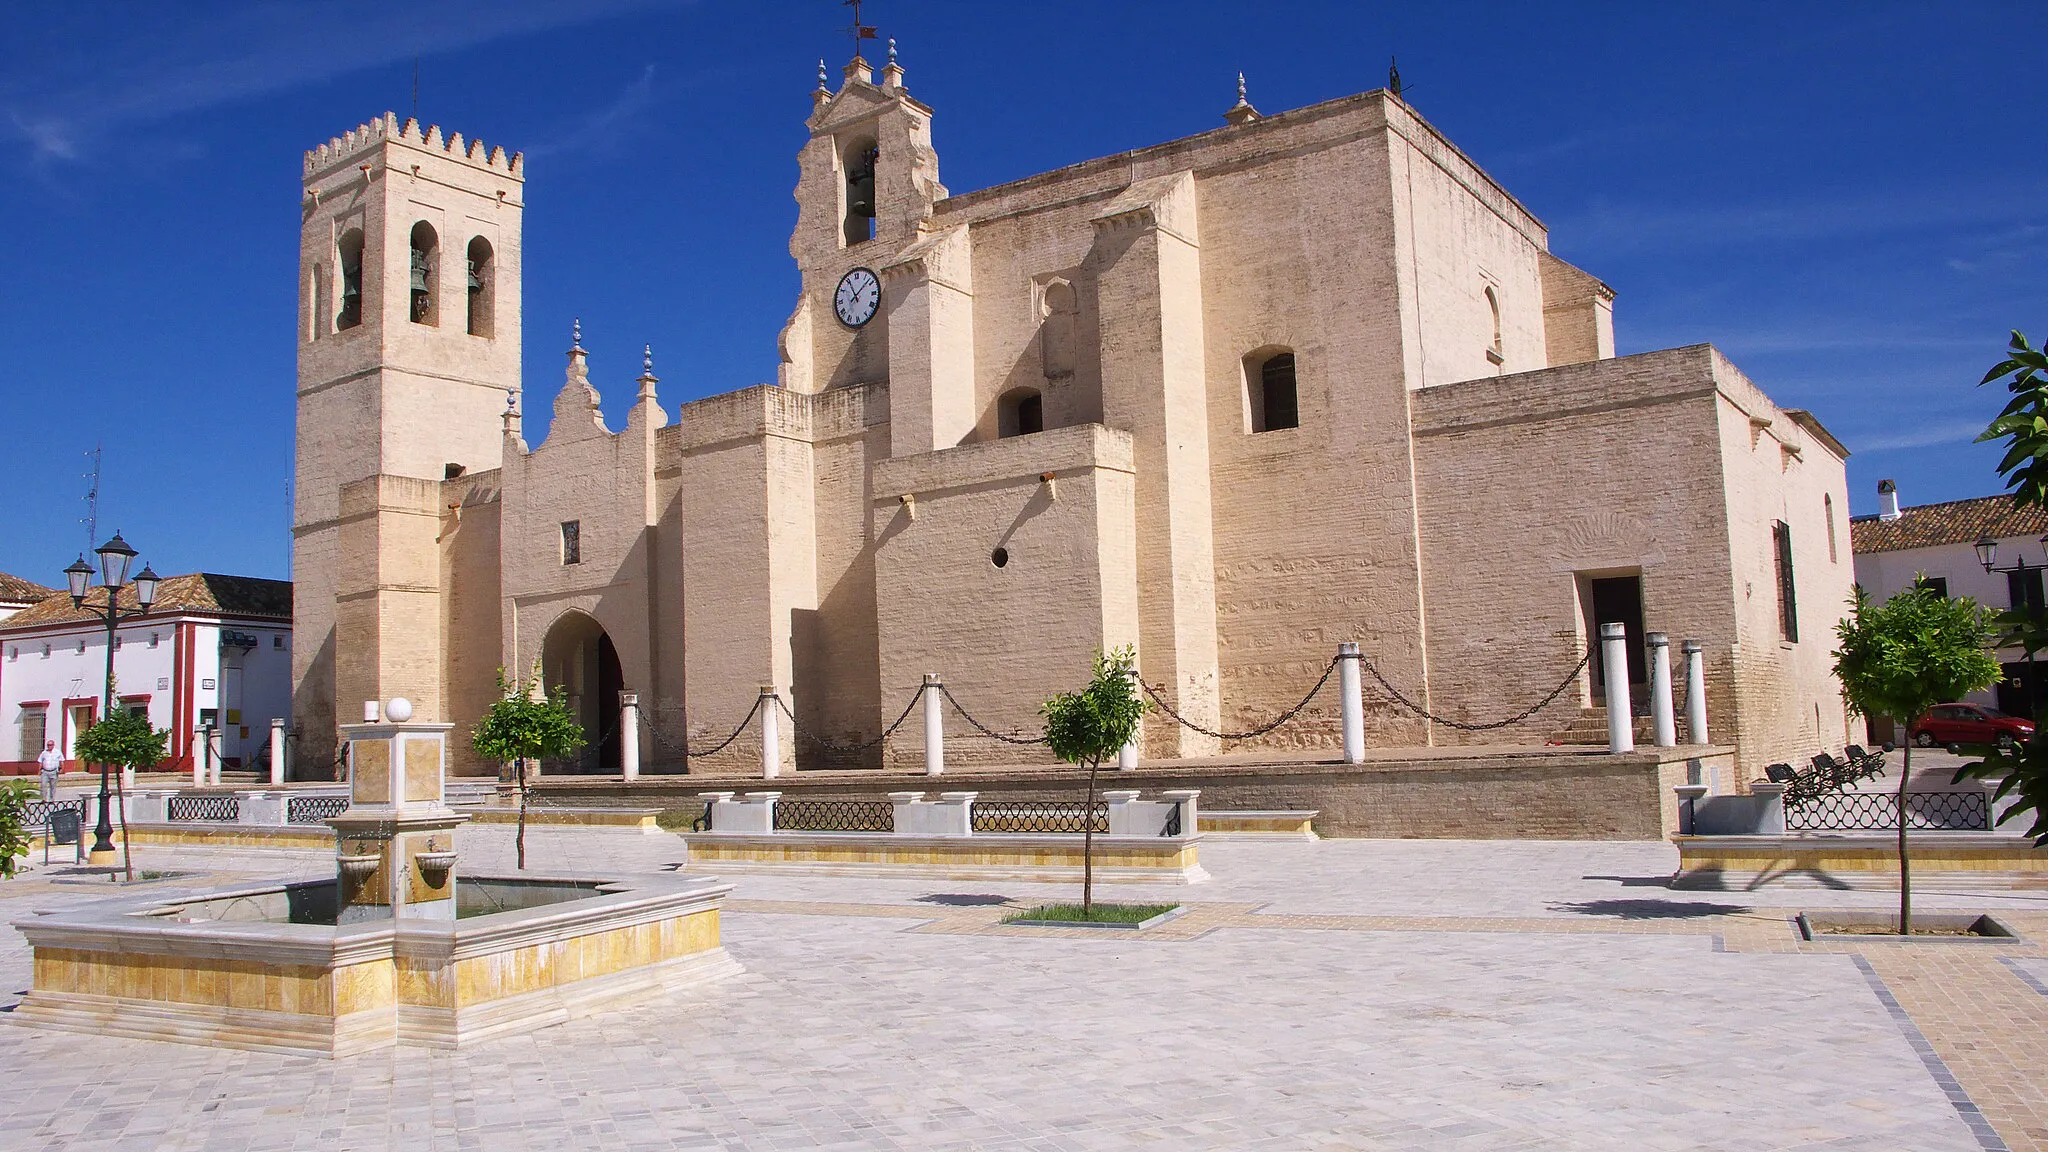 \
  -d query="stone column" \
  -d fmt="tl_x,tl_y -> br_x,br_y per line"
192,725 -> 206,788
620,693 -> 640,781
923,673 -> 944,776
1682,640 -> 1709,745
329,700 -> 465,924
759,685 -> 781,780
269,718 -> 287,786
1338,642 -> 1365,765
1647,633 -> 1677,748
1601,622 -> 1633,754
